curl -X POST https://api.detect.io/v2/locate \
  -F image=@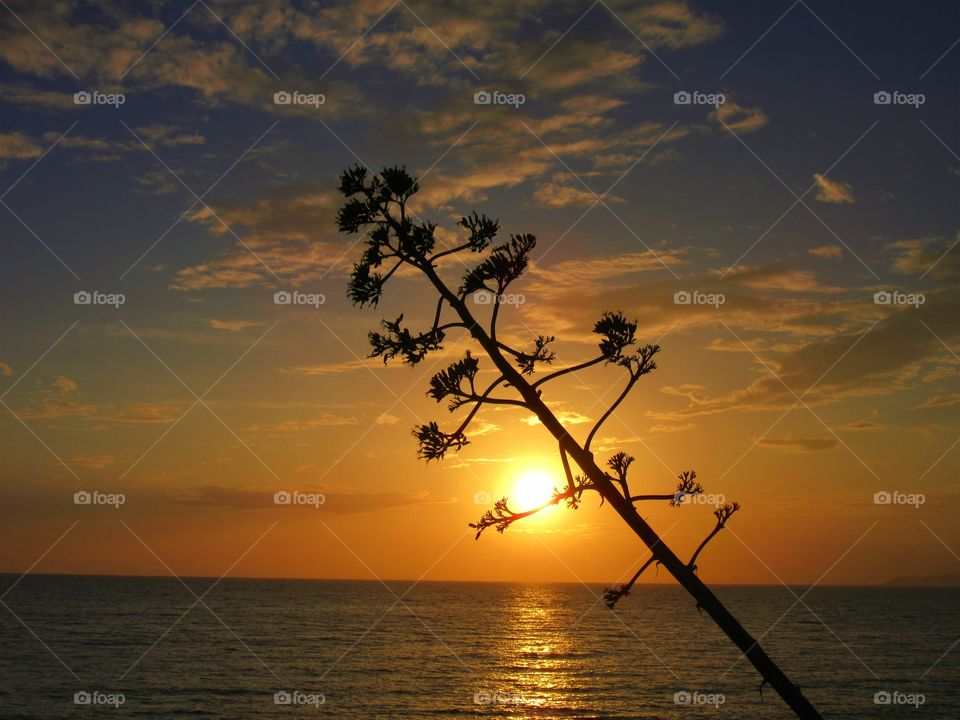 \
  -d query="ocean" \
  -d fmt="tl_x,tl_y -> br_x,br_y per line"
0,576 -> 956,718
